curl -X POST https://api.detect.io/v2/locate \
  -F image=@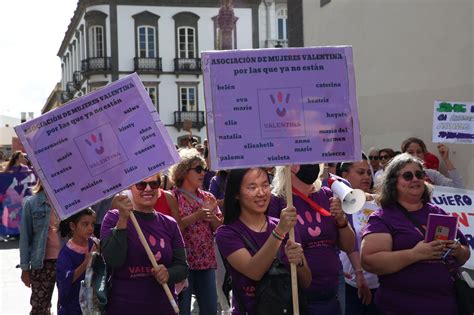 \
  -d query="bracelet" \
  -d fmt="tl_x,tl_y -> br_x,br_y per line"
297,259 -> 304,268
271,229 -> 285,241
335,219 -> 348,229
355,269 -> 363,273
273,228 -> 286,240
